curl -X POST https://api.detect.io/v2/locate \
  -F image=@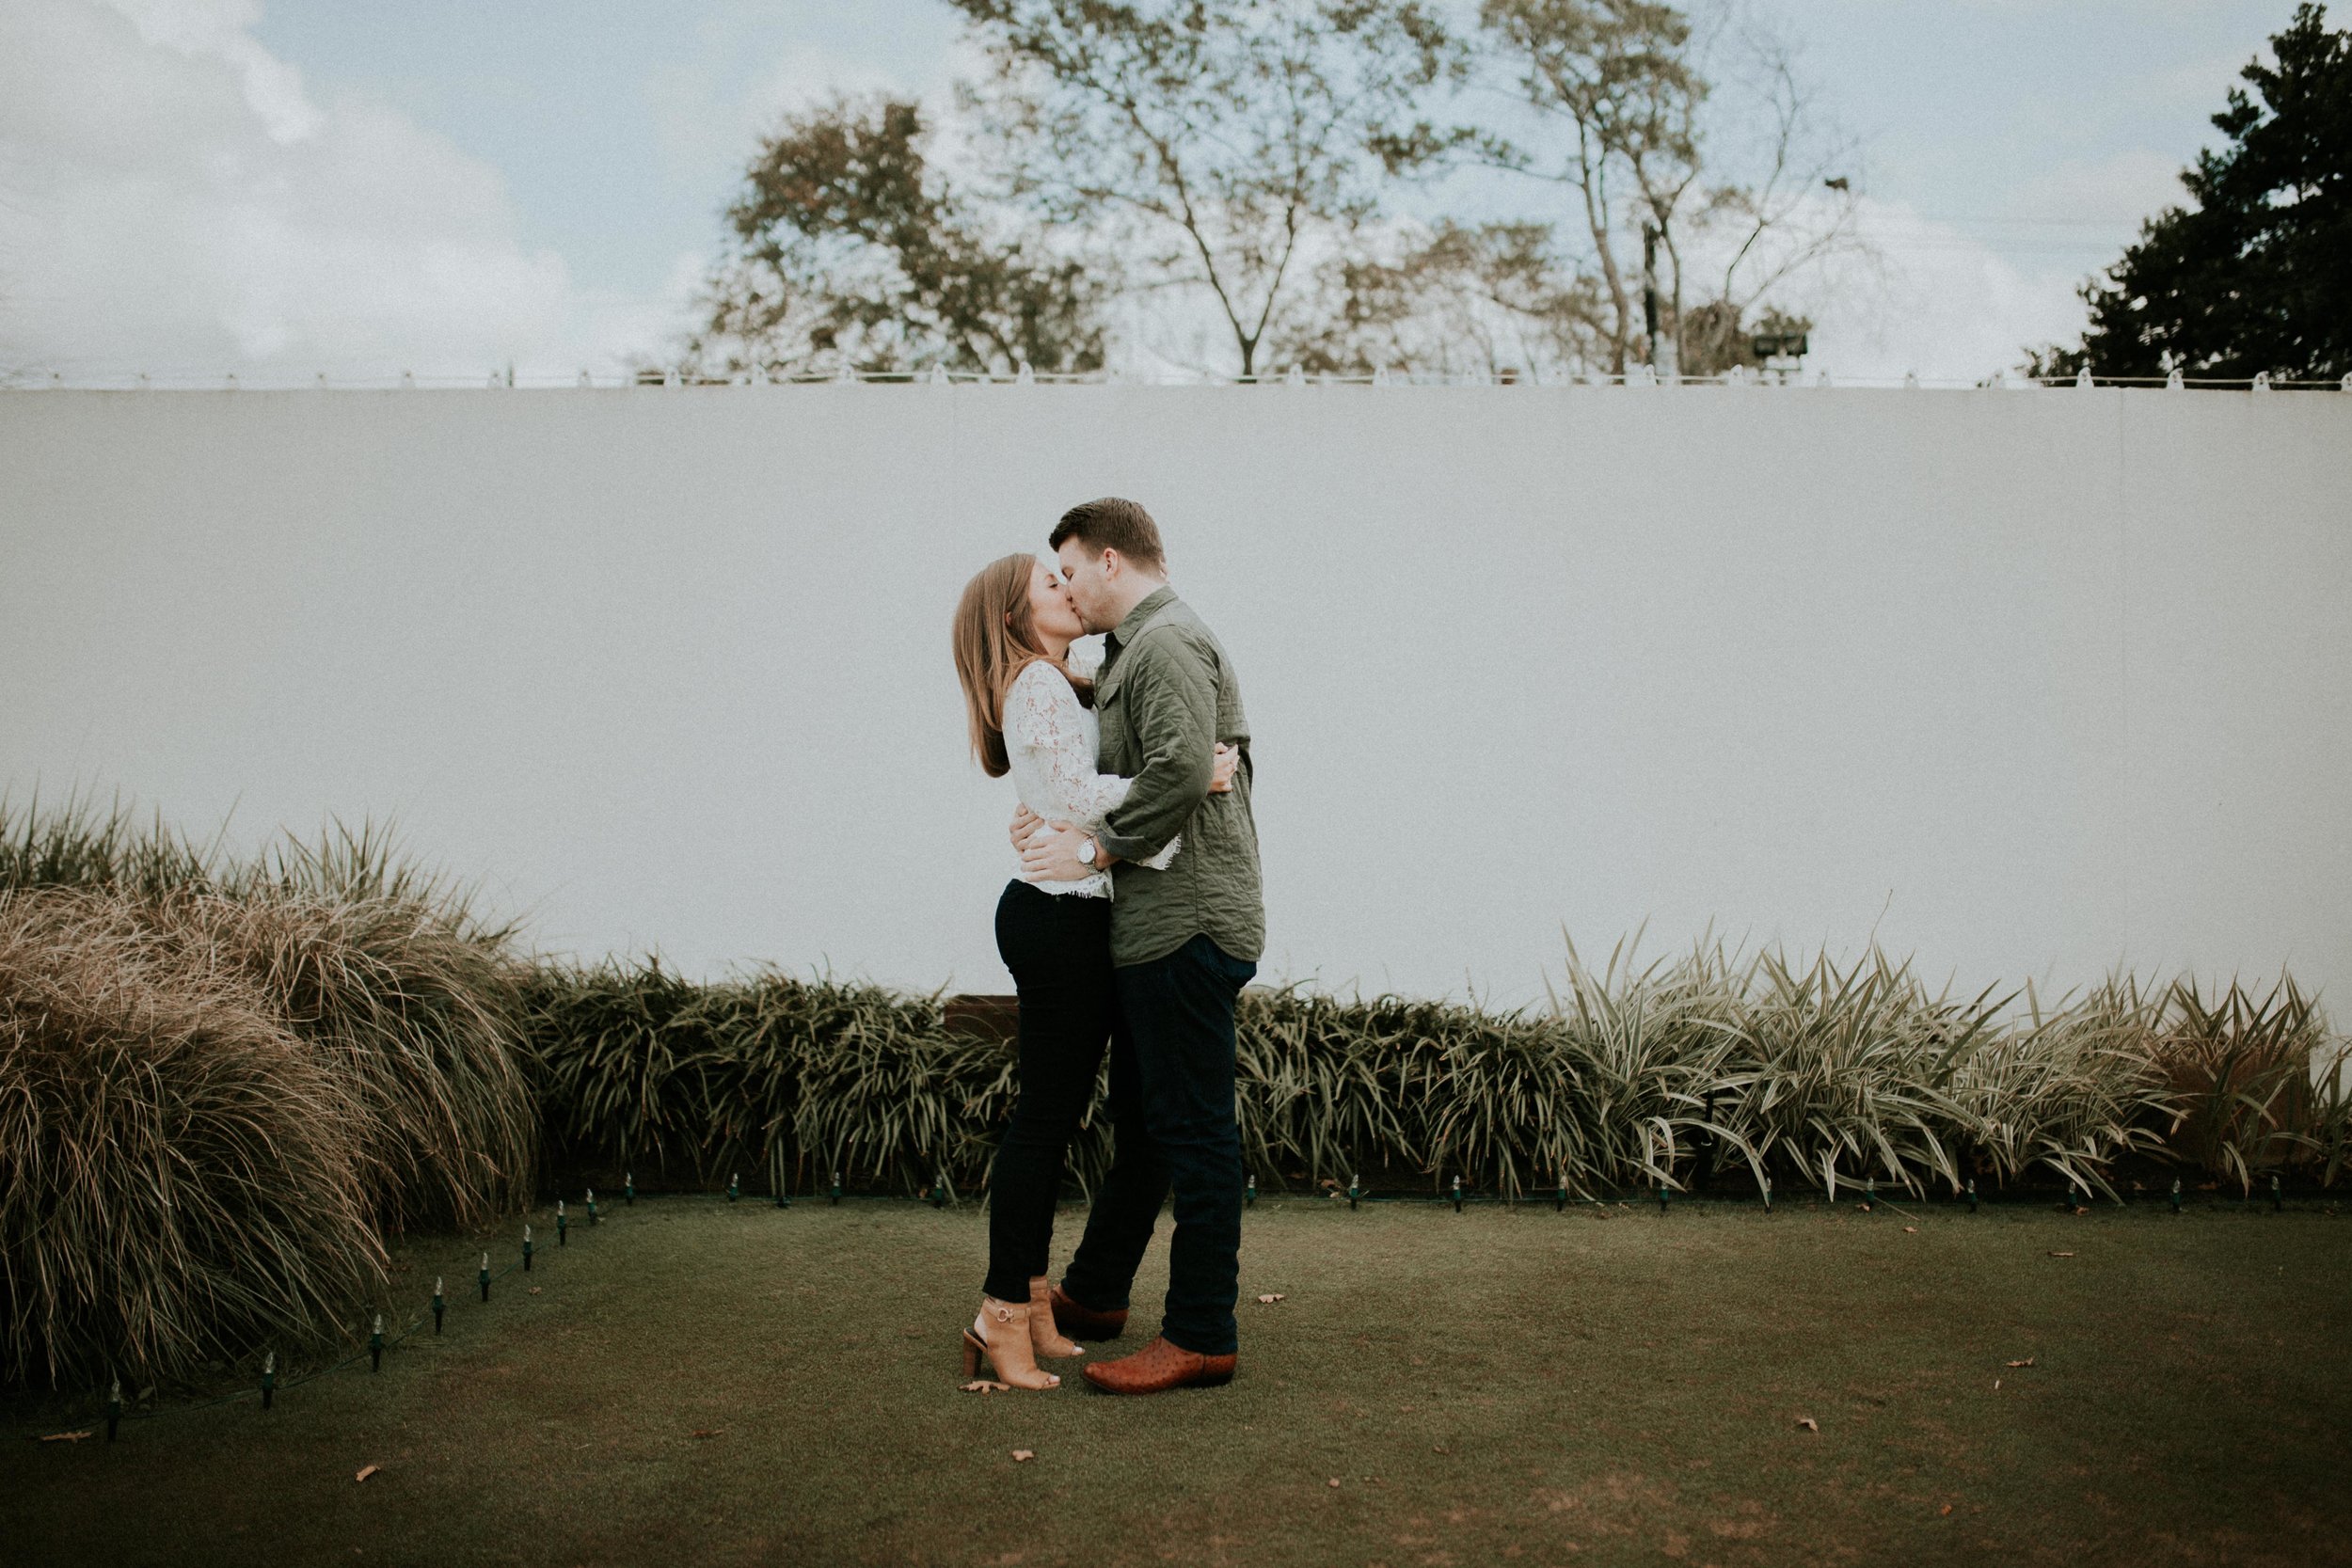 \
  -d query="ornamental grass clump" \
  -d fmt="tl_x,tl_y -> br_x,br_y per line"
1708,947 -> 1991,1200
0,890 -> 385,1389
2156,976 -> 2335,1192
522,961 -> 1019,1196
150,888 -> 533,1231
787,977 -> 1028,1197
0,792 -> 217,897
0,798 -> 535,1391
1946,976 -> 2171,1198
1235,988 -> 1454,1194
1538,934 -> 1746,1199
